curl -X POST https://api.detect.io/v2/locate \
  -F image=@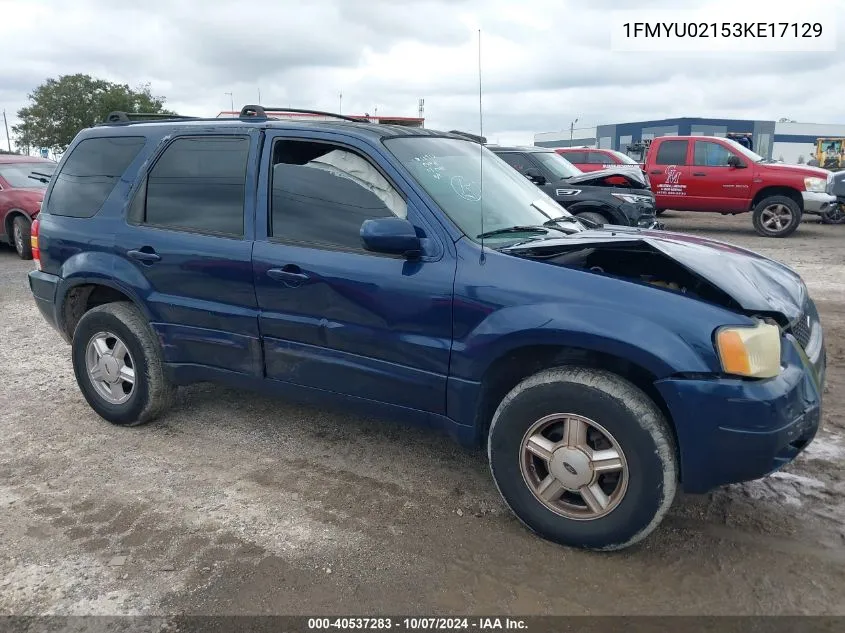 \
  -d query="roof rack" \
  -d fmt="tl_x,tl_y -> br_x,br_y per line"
239,105 -> 365,123
448,130 -> 487,144
101,111 -> 202,124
